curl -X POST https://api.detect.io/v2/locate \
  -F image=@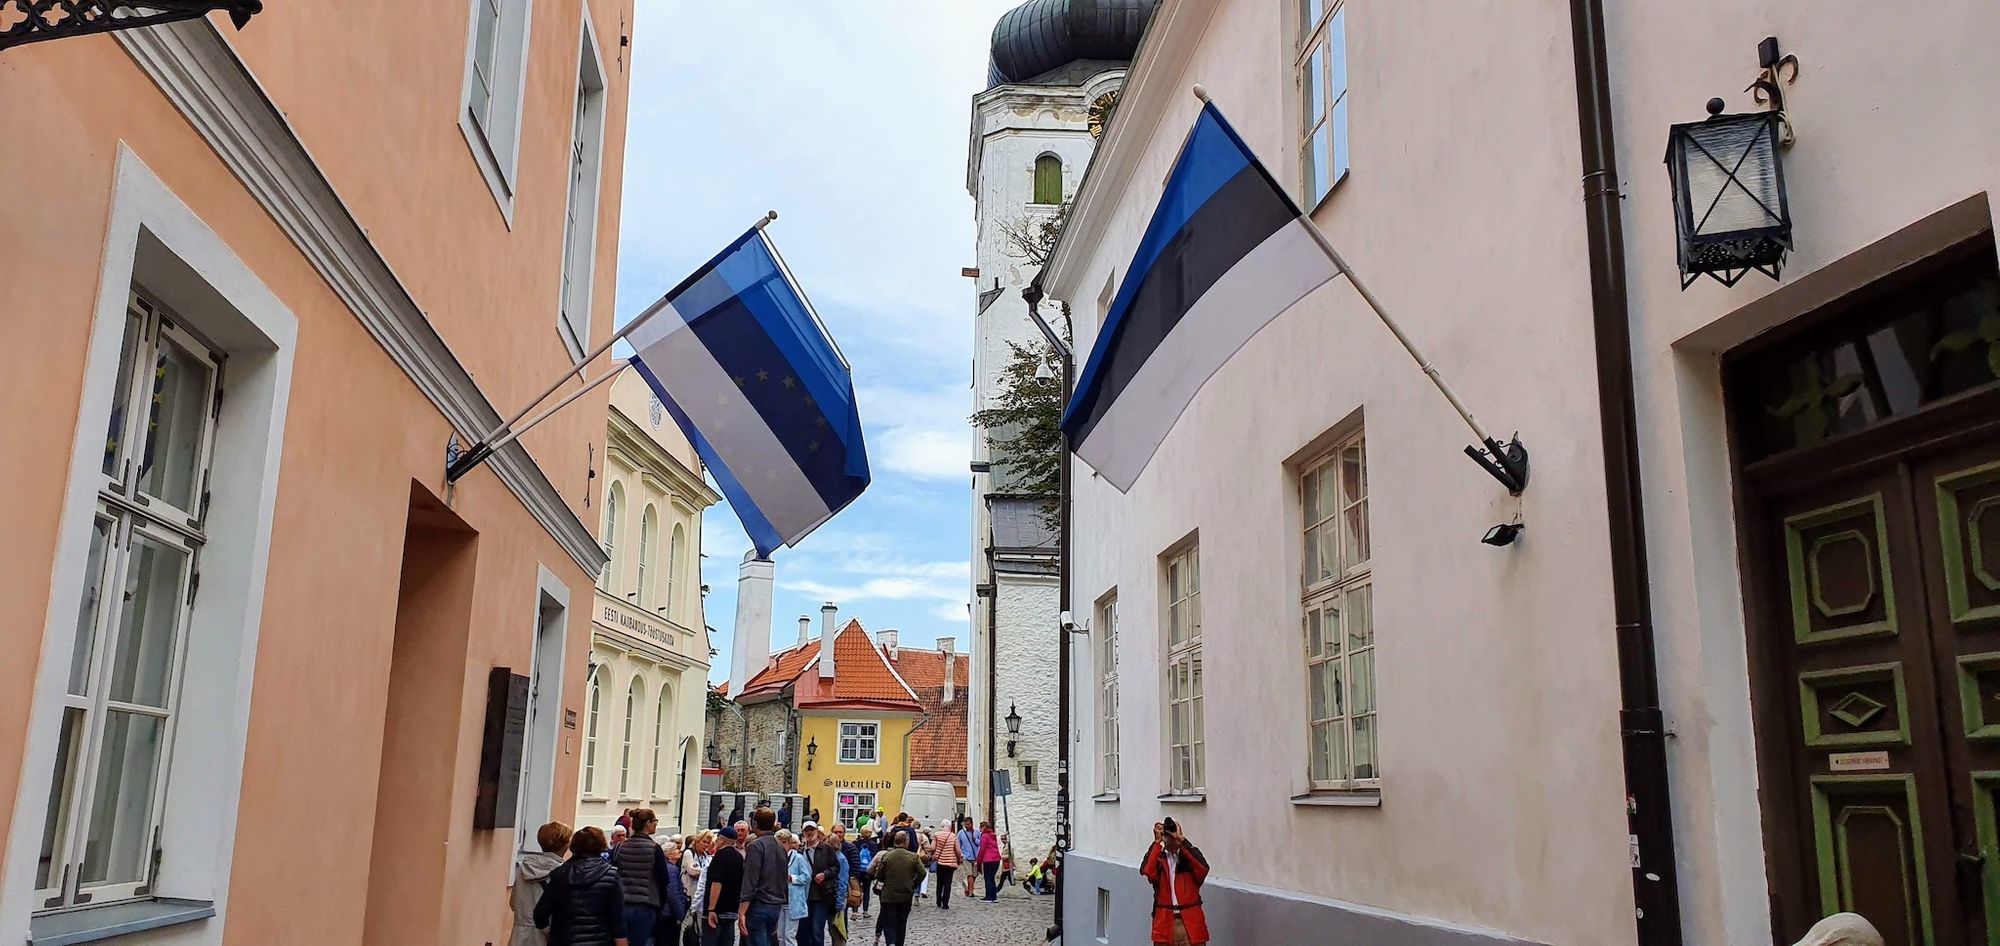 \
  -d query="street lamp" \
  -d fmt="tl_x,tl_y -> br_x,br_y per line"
1664,38 -> 1798,289
1005,703 -> 1022,759
806,736 -> 818,771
